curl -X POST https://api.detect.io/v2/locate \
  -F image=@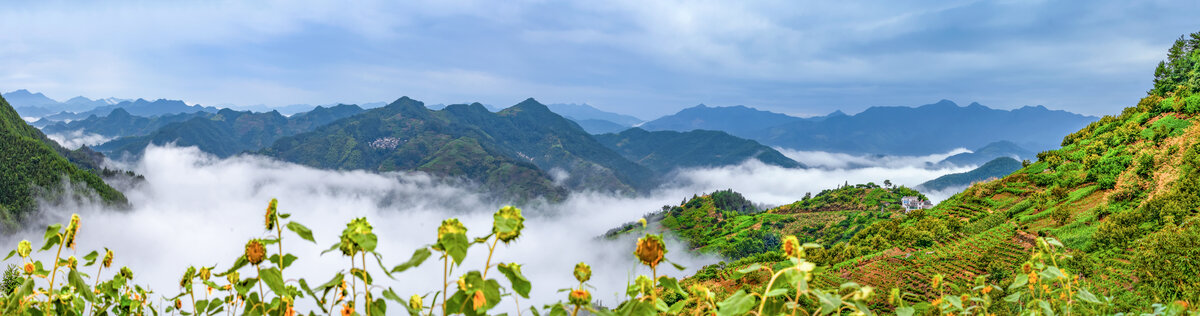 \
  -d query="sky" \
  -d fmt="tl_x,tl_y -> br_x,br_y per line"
1,1 -> 1197,119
